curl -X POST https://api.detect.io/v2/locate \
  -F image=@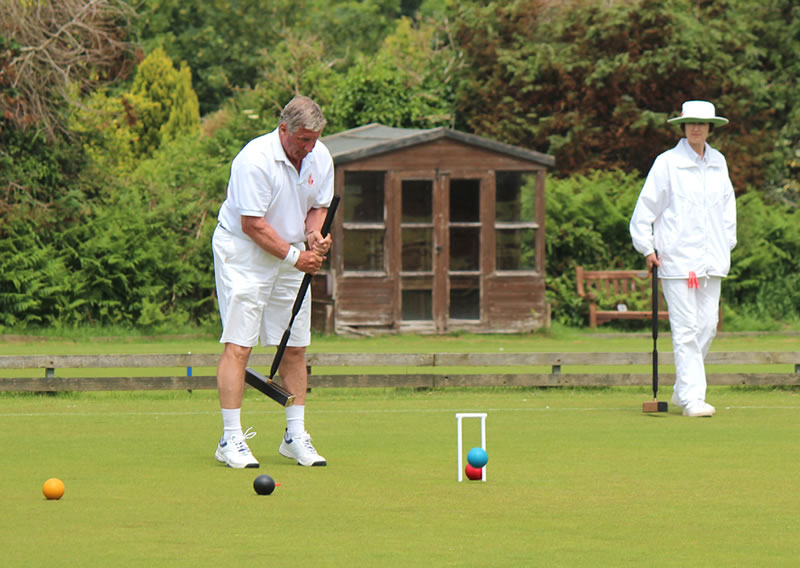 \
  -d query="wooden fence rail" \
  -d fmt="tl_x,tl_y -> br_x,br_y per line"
0,352 -> 798,391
